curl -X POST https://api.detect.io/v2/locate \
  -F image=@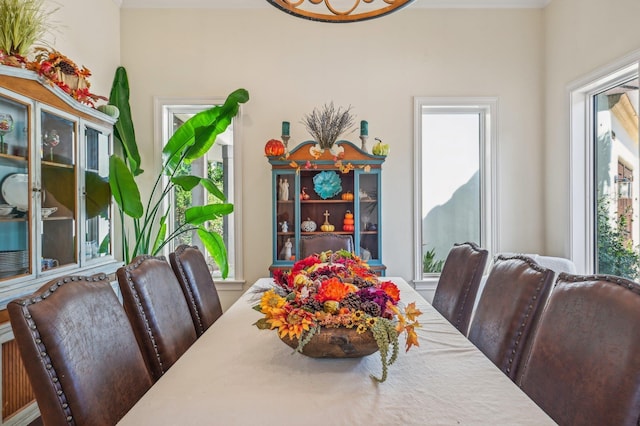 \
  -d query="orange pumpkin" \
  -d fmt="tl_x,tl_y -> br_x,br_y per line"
341,191 -> 354,201
343,211 -> 355,231
264,139 -> 285,156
